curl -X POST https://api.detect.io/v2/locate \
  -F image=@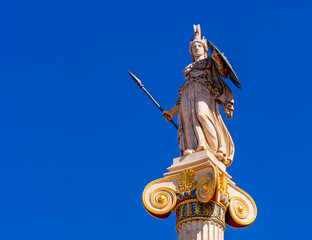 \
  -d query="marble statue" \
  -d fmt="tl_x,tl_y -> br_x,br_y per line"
163,25 -> 235,166
140,25 -> 257,240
